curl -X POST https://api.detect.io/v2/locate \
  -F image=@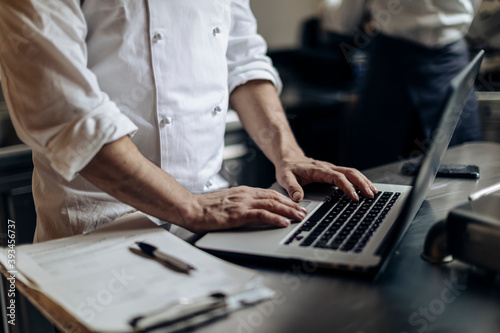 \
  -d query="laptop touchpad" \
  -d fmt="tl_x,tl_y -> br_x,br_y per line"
299,200 -> 312,209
